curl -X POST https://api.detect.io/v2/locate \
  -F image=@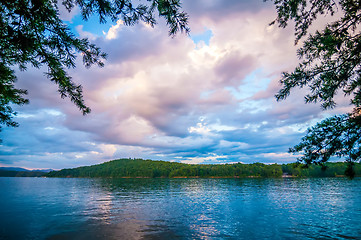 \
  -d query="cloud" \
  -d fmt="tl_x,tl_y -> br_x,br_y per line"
105,19 -> 124,40
0,0 -> 351,169
76,25 -> 97,41
215,53 -> 256,87
58,3 -> 79,22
